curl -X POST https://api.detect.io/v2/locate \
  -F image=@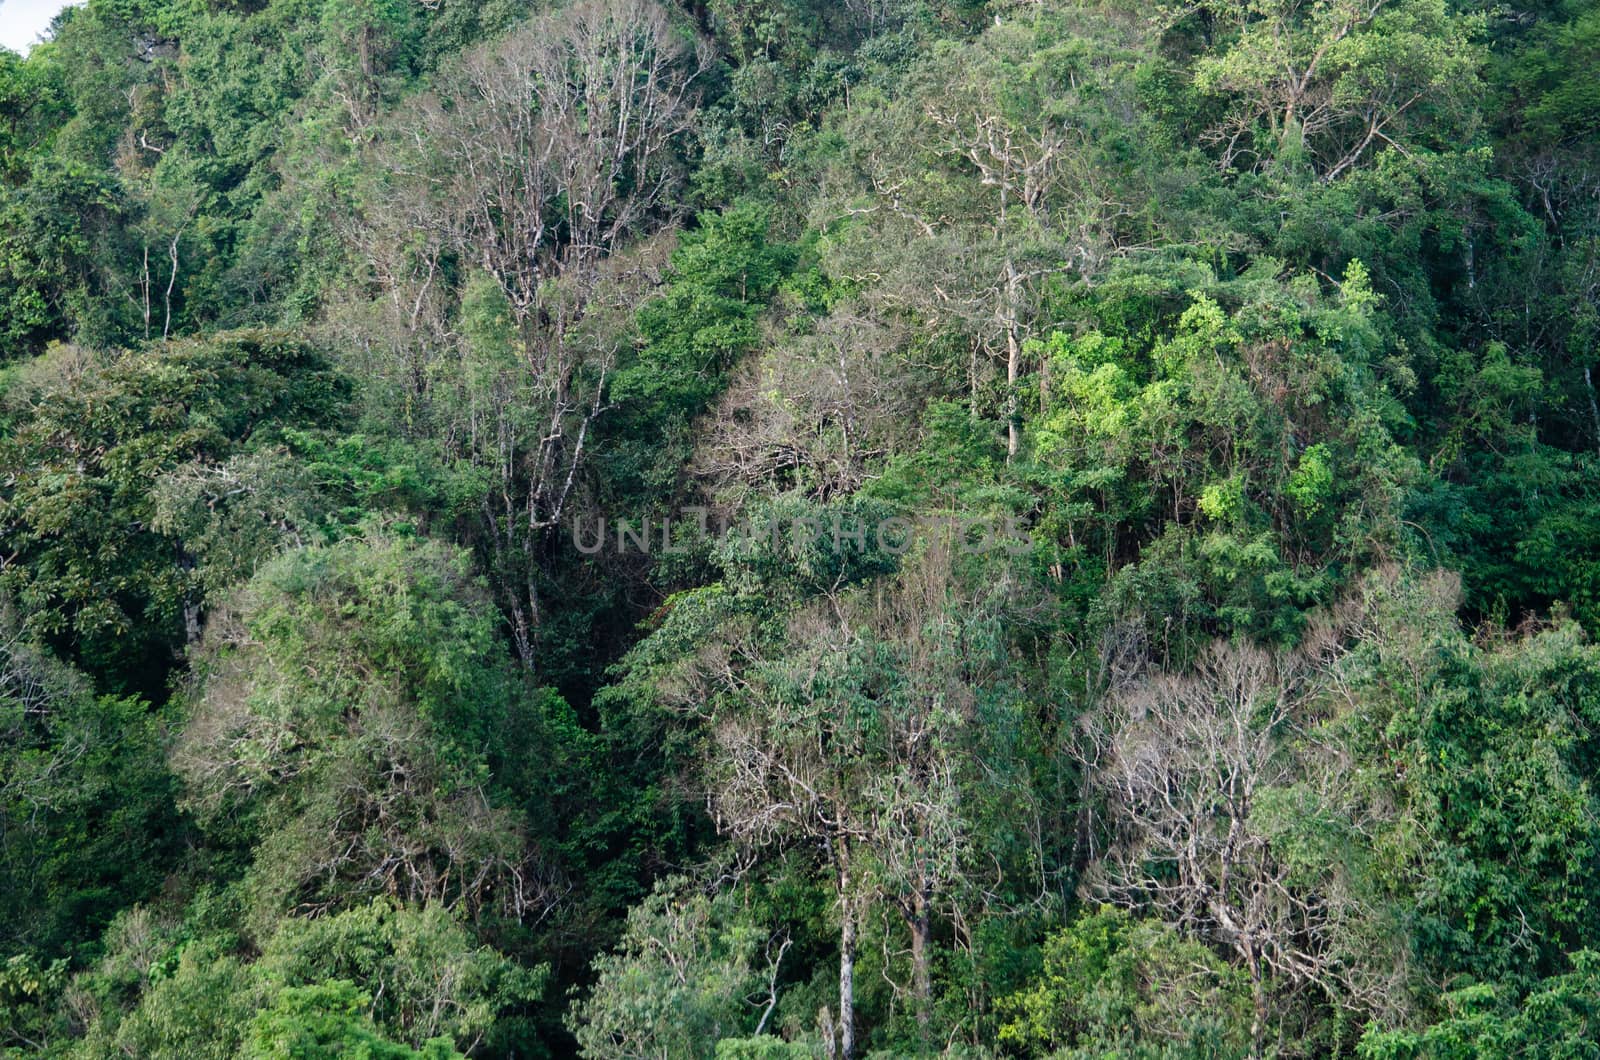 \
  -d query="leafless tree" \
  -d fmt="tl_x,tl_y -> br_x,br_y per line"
1077,626 -> 1413,1051
693,300 -> 924,504
420,0 -> 709,331
340,0 -> 711,666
